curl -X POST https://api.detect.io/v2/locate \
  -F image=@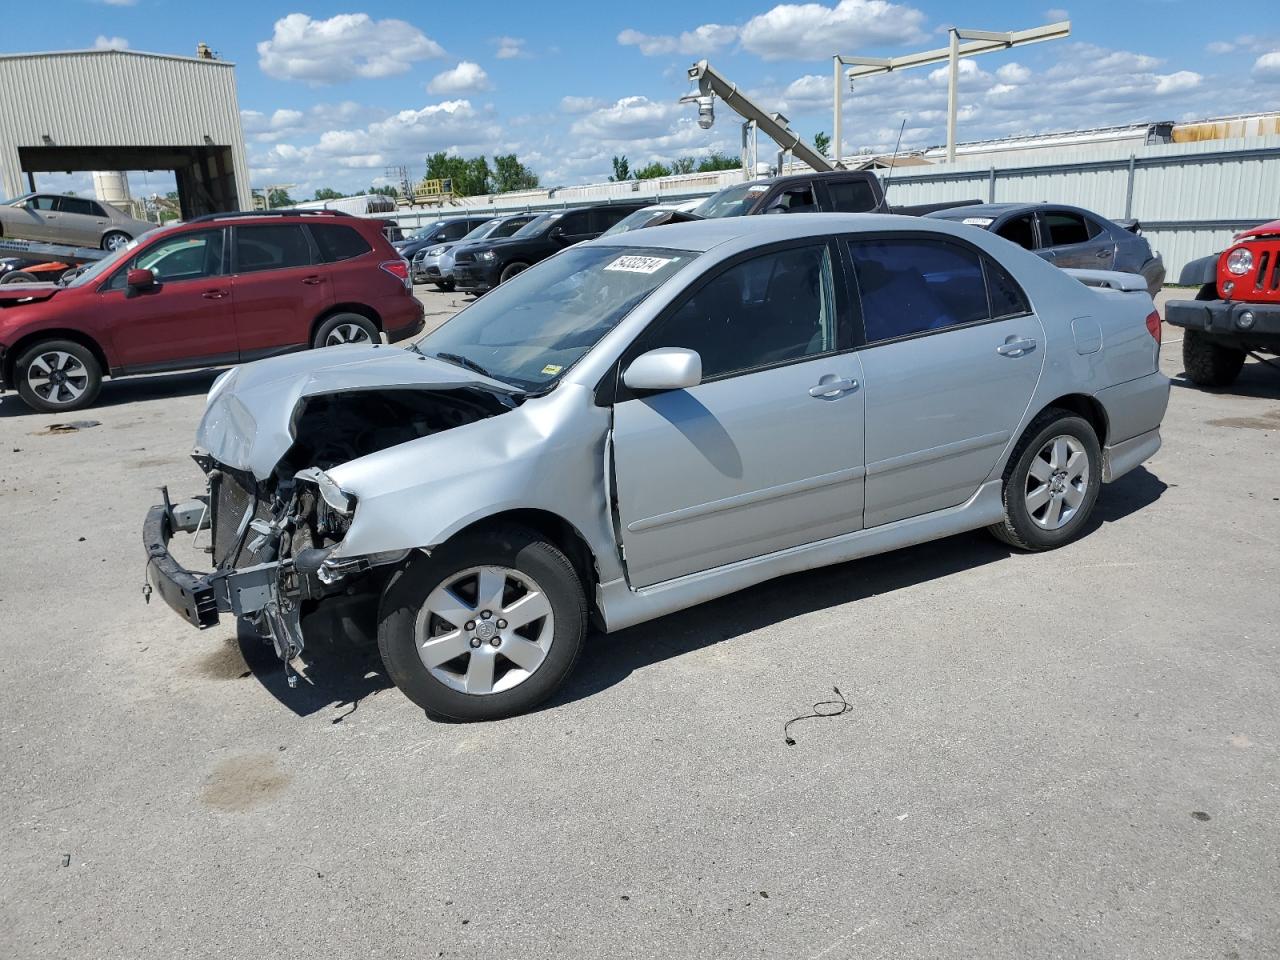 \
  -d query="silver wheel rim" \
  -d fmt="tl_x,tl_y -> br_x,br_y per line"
103,233 -> 128,251
414,565 -> 555,696
1025,435 -> 1089,531
27,350 -> 89,405
325,322 -> 372,346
